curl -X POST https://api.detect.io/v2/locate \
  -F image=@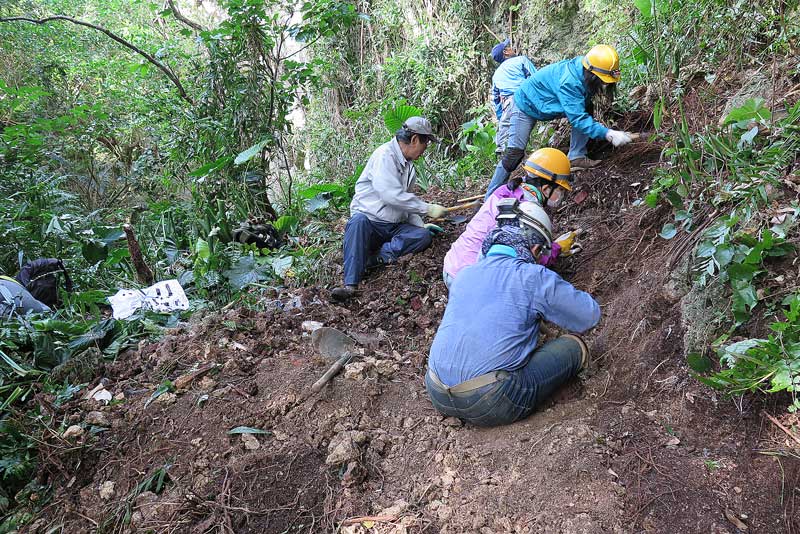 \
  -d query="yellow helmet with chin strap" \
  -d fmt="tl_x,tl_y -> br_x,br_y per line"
522,148 -> 572,192
582,44 -> 621,83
